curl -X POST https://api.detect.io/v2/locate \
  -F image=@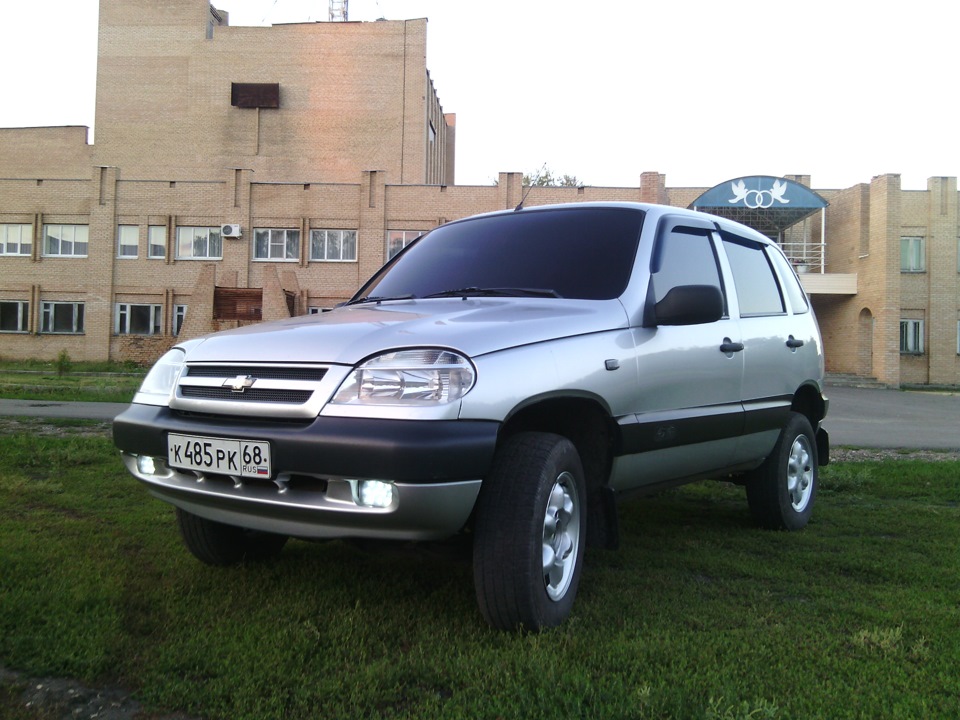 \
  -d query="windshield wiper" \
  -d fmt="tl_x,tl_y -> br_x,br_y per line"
345,293 -> 417,306
424,287 -> 562,299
